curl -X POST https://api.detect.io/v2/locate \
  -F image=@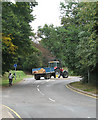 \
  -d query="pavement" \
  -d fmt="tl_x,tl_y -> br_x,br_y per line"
2,105 -> 14,118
